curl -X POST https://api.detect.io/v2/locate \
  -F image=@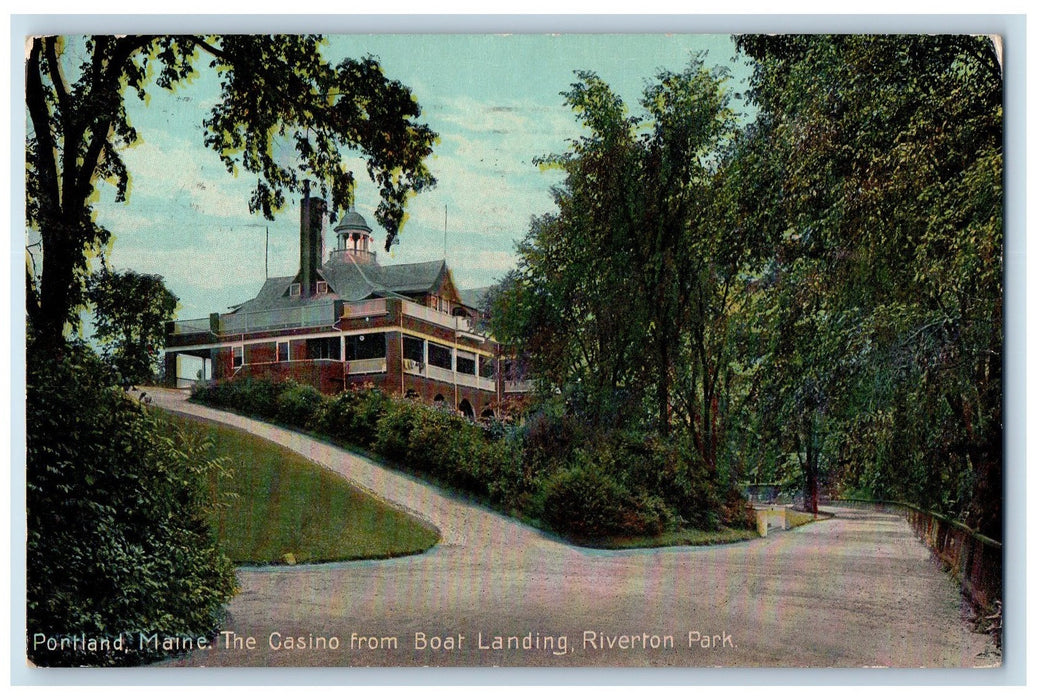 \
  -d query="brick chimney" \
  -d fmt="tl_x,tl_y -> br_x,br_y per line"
299,181 -> 326,298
